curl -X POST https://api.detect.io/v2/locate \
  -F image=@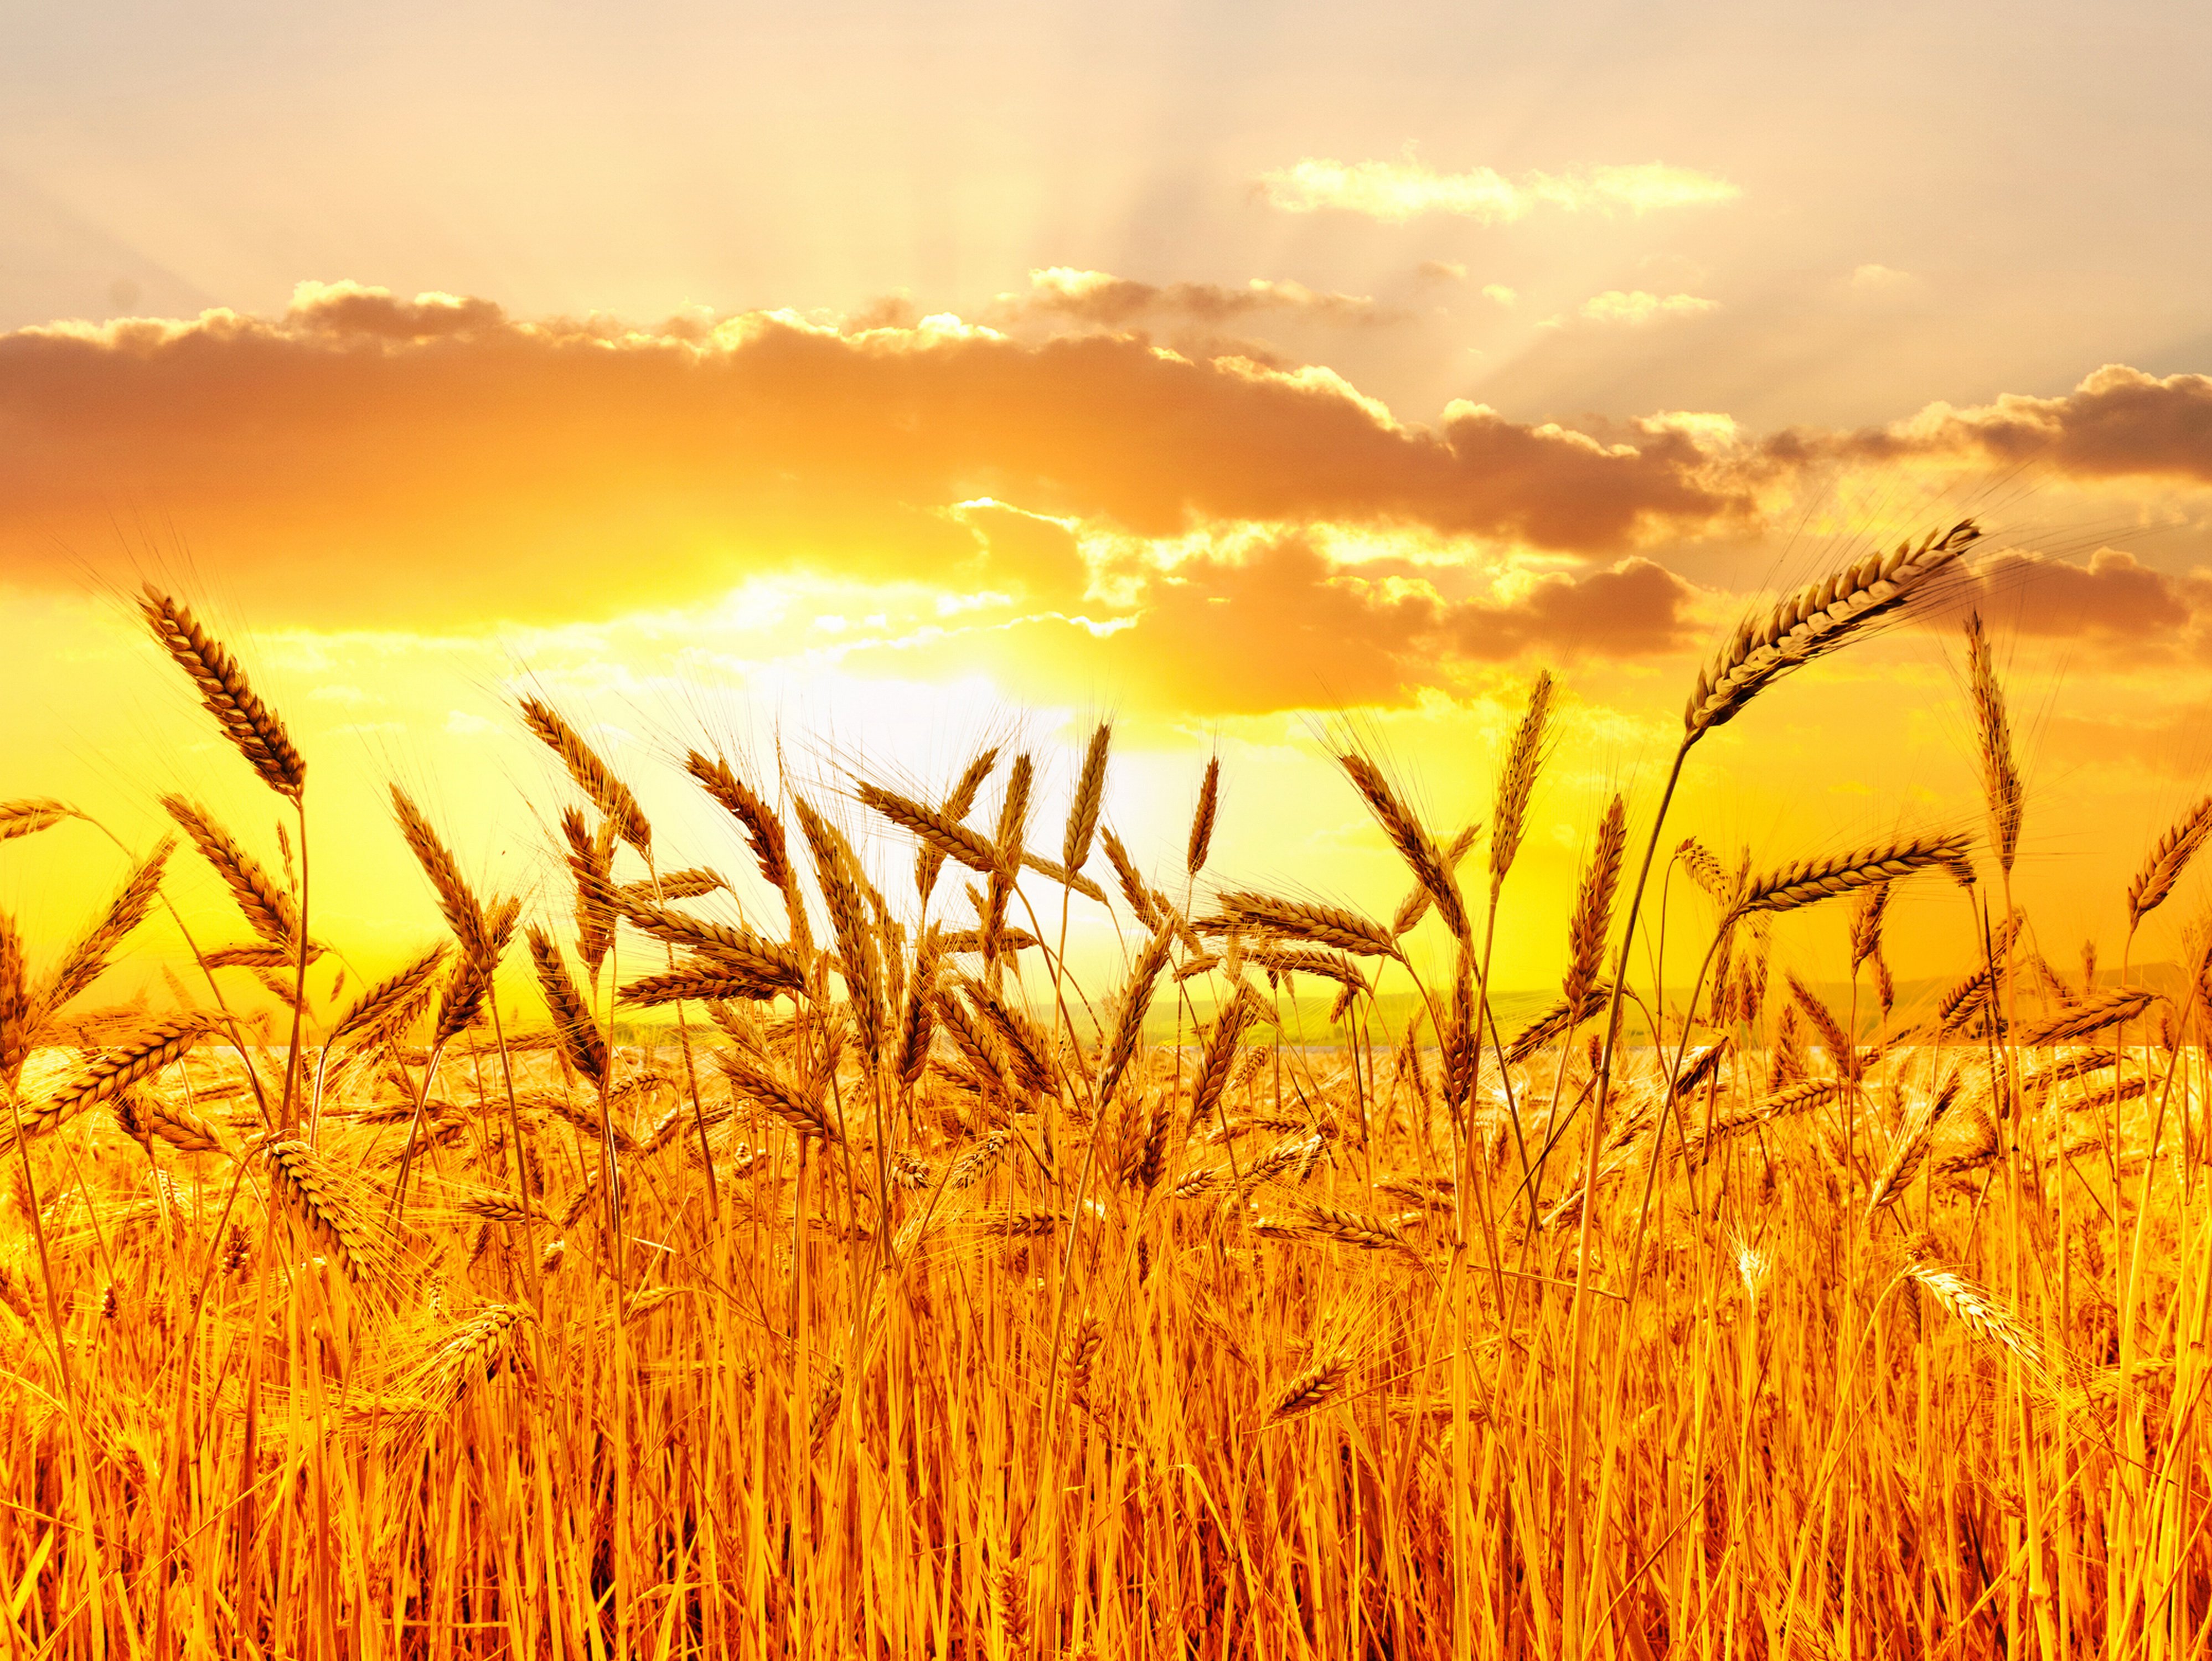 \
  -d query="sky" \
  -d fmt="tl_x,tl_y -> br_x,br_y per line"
5,0 -> 2212,1013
